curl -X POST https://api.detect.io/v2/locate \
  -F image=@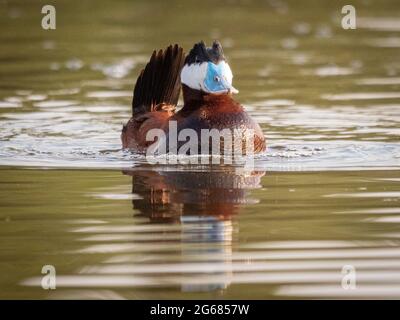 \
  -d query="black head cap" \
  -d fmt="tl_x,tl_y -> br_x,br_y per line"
185,40 -> 226,65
